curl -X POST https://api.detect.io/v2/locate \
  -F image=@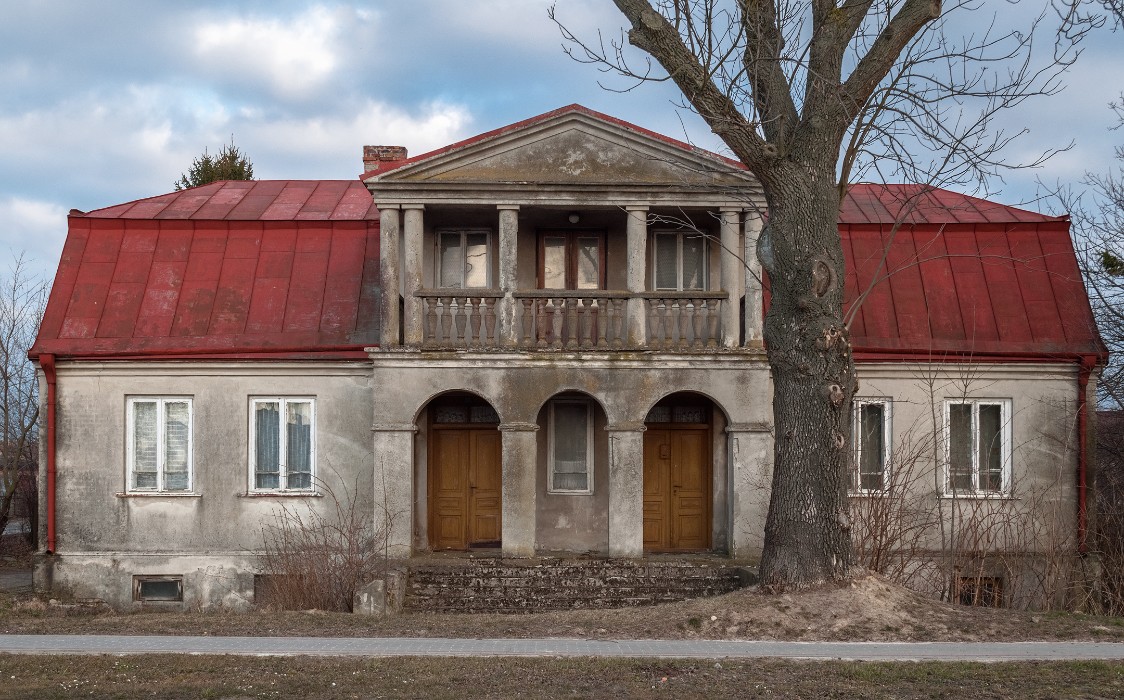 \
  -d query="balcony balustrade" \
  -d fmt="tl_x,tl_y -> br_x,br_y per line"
415,289 -> 728,350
